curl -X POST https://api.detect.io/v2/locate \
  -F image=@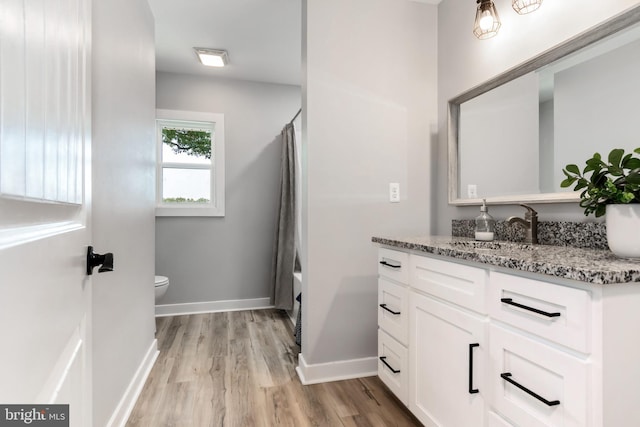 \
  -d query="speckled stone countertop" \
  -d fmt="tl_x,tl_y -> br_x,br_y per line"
372,235 -> 640,285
